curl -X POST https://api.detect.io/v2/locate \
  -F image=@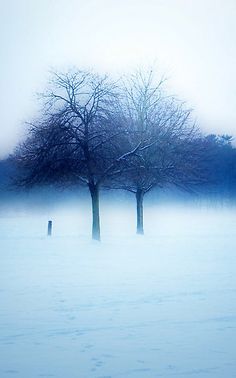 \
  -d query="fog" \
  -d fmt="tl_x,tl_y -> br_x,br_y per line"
1,1 -> 236,376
